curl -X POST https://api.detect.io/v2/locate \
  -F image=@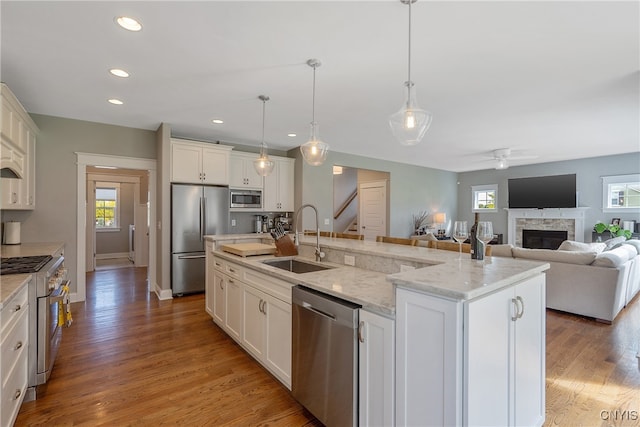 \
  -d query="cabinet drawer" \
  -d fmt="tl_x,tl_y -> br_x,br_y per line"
244,268 -> 292,304
213,257 -> 225,273
1,340 -> 28,427
1,307 -> 28,390
224,262 -> 244,280
1,285 -> 28,336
